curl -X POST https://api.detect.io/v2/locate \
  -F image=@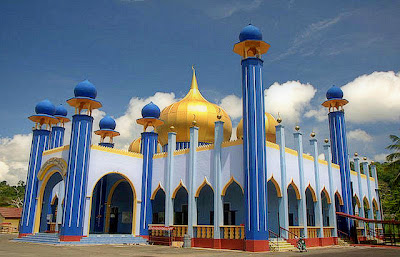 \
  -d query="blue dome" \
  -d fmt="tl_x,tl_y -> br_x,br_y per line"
74,80 -> 97,99
142,102 -> 160,119
35,99 -> 56,116
326,85 -> 343,100
99,116 -> 116,130
55,105 -> 67,117
239,24 -> 263,42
